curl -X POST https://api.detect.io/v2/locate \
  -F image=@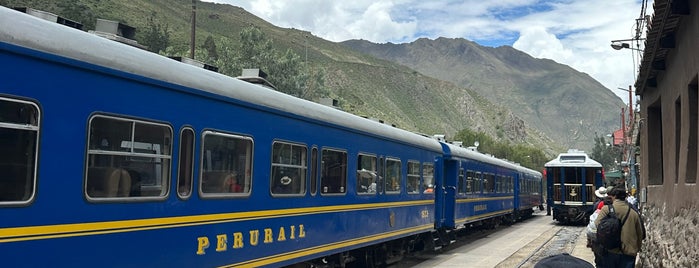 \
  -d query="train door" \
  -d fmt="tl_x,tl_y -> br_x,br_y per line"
443,159 -> 458,228
513,172 -> 521,214
434,156 -> 457,229
433,156 -> 446,228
